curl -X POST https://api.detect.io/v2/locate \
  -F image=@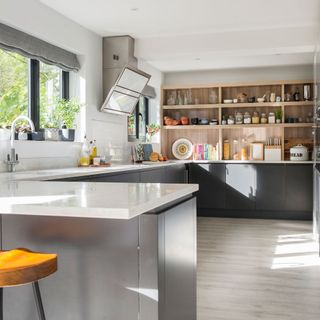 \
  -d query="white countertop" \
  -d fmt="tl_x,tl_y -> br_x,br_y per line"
0,162 -> 197,220
0,162 -> 186,183
0,180 -> 198,219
